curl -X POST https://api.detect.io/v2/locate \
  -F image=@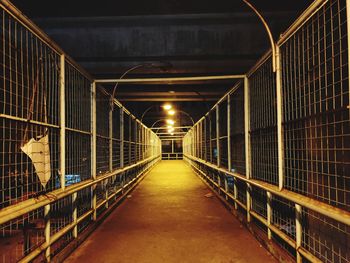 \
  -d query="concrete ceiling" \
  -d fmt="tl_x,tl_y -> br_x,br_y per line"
11,0 -> 314,127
